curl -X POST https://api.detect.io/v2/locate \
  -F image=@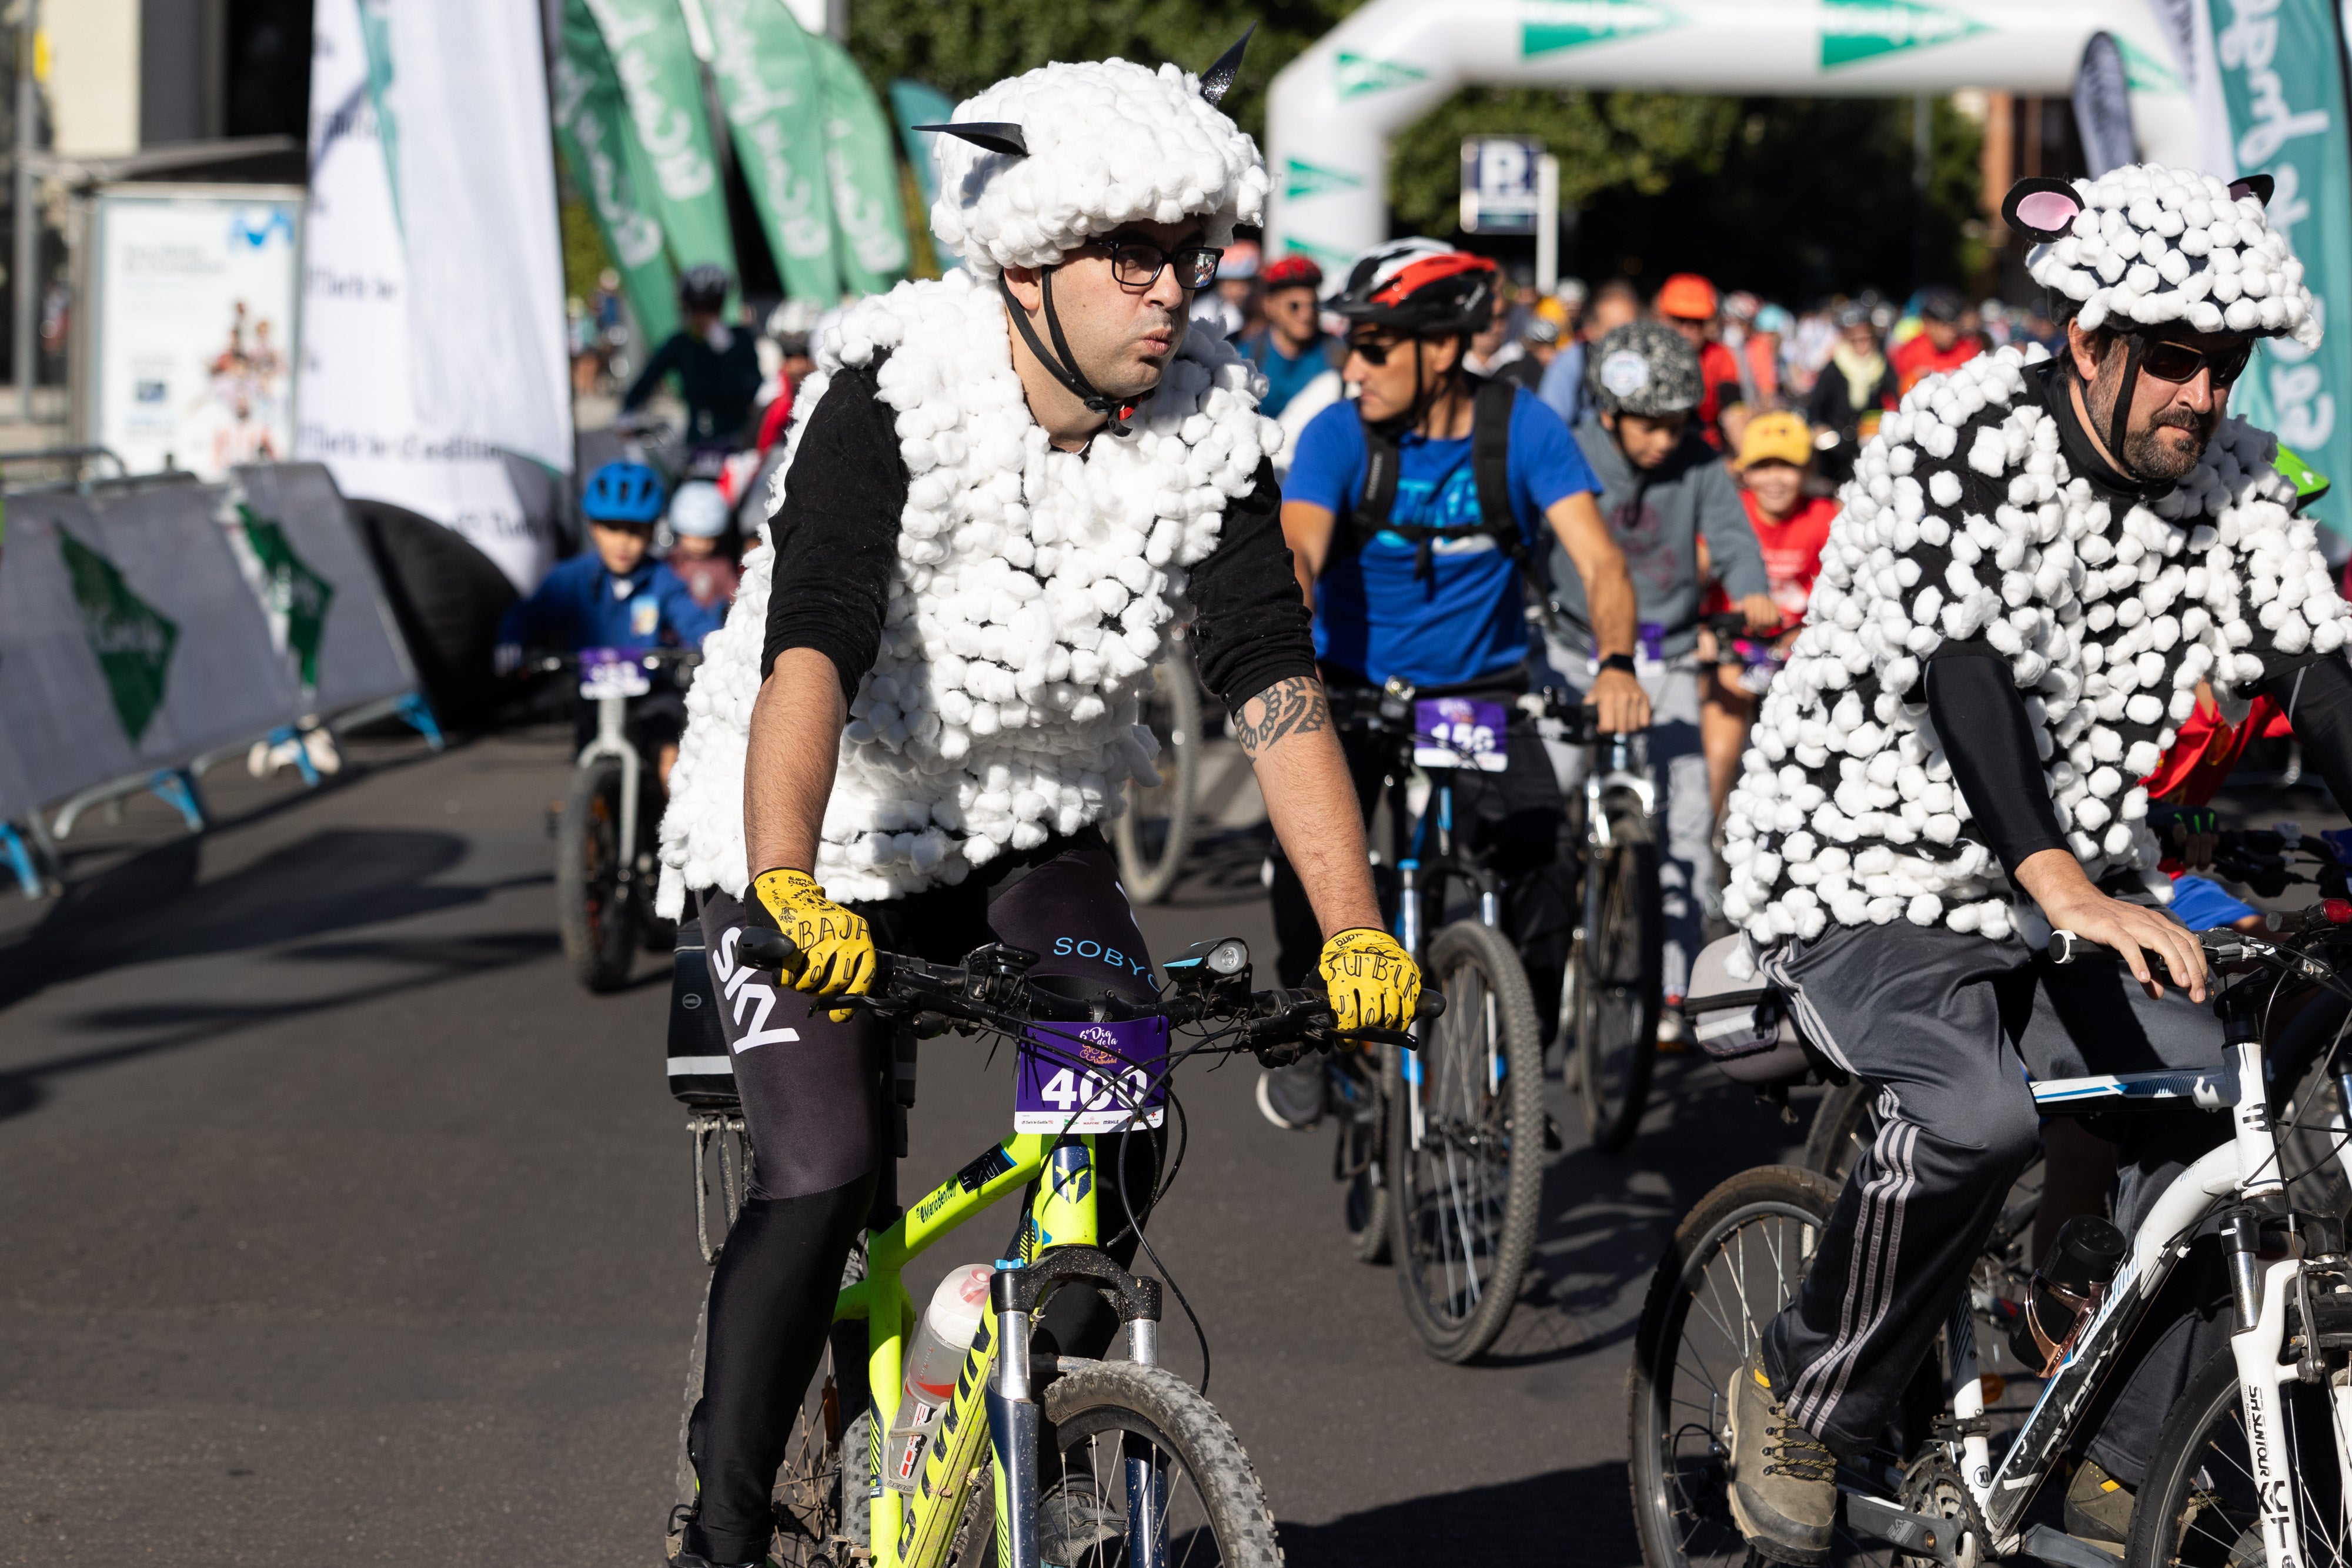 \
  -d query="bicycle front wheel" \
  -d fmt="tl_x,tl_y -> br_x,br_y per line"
1387,919 -> 1546,1361
557,755 -> 639,991
951,1360 -> 1282,1568
1629,1165 -> 1870,1568
1574,824 -> 1663,1152
2125,1295 -> 2352,1568
1112,648 -> 1202,905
